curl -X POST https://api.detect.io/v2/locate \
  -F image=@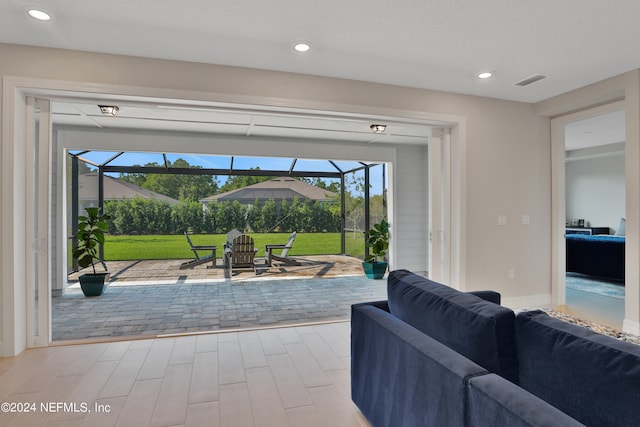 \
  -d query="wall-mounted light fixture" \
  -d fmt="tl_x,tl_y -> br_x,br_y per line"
370,124 -> 387,134
98,105 -> 119,116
